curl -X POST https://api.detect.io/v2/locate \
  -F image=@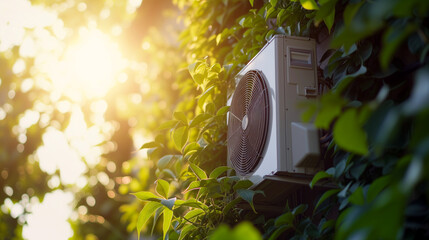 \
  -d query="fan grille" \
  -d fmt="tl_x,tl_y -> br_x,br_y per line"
228,70 -> 270,176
